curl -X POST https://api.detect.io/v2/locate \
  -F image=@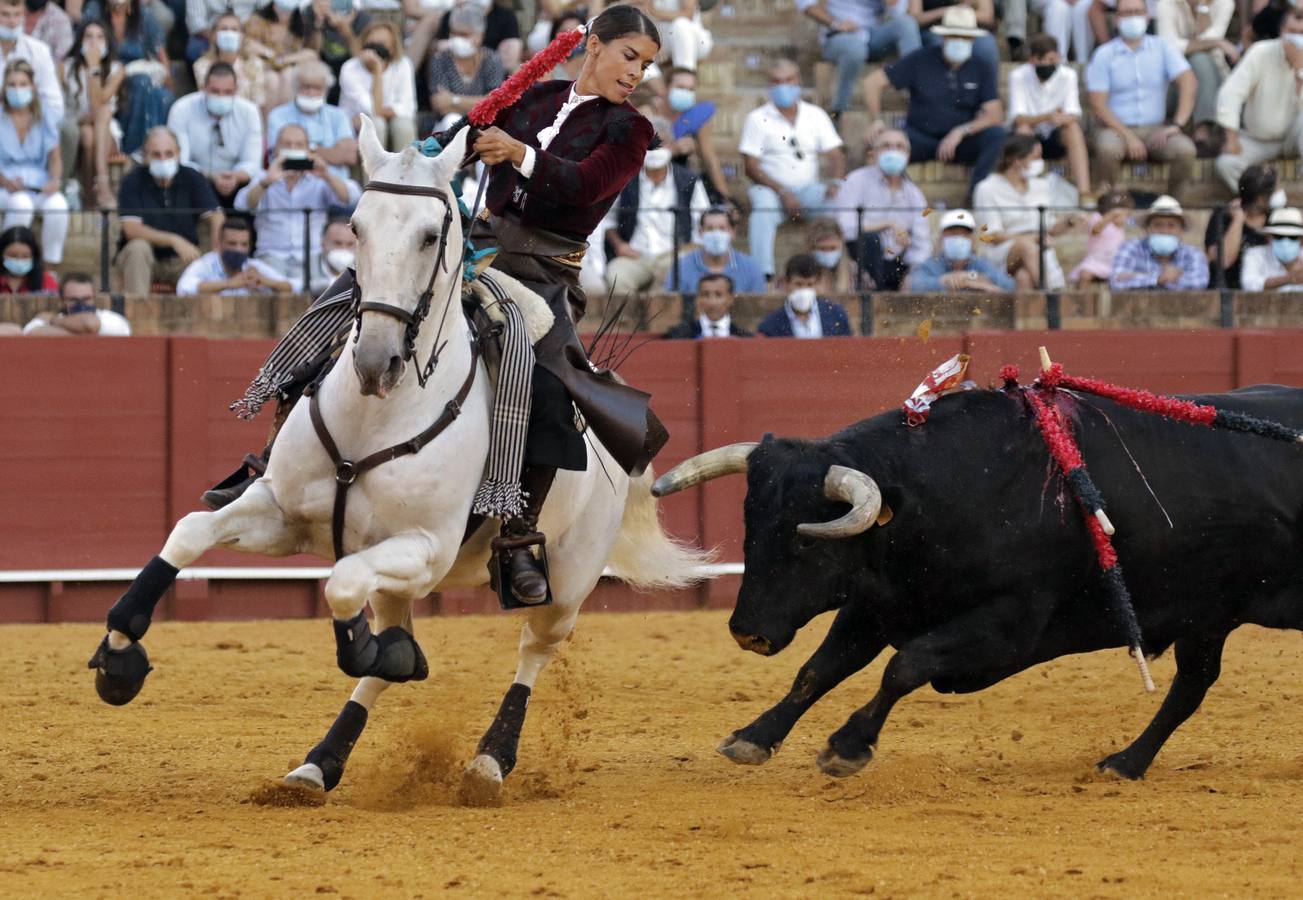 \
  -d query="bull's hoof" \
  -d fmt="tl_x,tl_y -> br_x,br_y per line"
458,754 -> 504,808
88,636 -> 152,706
816,745 -> 874,778
1096,751 -> 1146,781
717,733 -> 778,766
283,762 -> 327,792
